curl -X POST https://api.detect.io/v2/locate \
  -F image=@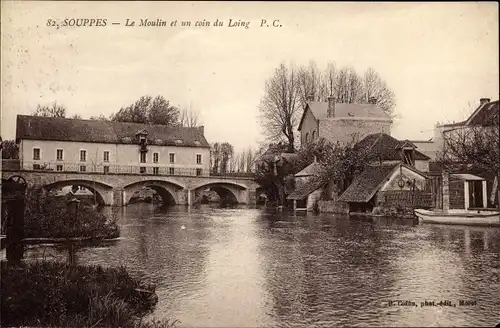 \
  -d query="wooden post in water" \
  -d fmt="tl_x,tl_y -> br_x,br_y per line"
2,178 -> 27,266
442,171 -> 450,212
